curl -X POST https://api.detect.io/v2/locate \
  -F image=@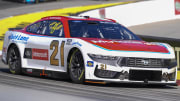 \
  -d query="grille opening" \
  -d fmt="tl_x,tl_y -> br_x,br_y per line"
129,70 -> 162,81
119,57 -> 167,68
